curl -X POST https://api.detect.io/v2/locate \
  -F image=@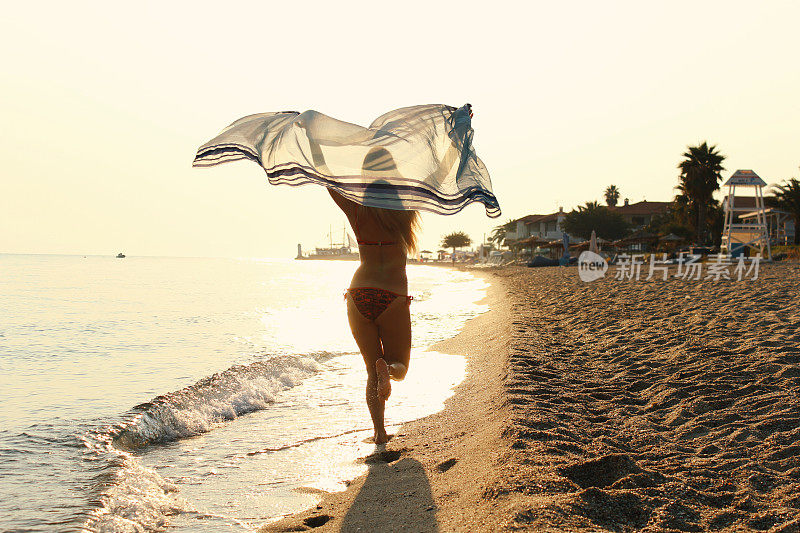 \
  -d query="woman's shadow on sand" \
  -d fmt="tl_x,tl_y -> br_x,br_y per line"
338,455 -> 439,533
